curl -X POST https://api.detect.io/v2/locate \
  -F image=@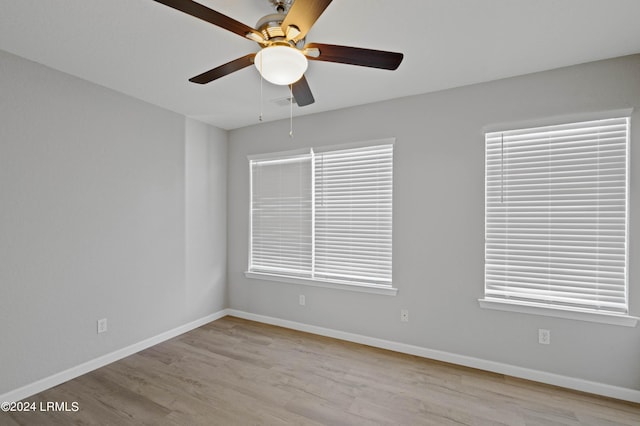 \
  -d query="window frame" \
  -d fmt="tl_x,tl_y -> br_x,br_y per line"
246,139 -> 397,296
479,111 -> 637,327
